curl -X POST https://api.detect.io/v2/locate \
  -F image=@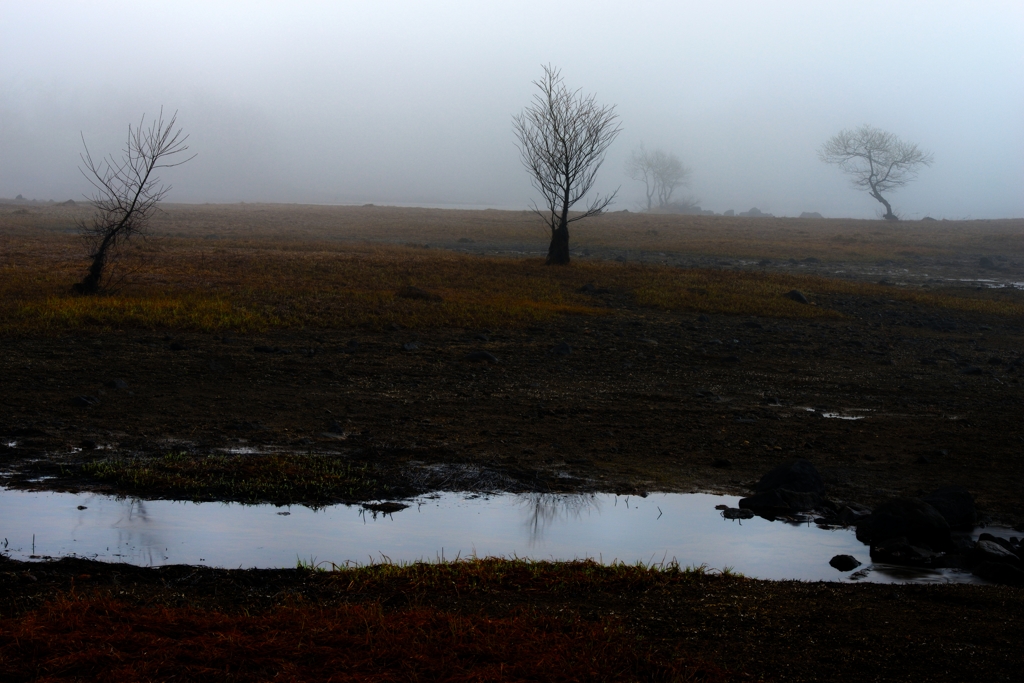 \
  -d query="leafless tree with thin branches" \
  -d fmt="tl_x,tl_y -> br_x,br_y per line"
819,124 -> 932,221
73,108 -> 194,293
512,65 -> 621,264
625,144 -> 691,212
